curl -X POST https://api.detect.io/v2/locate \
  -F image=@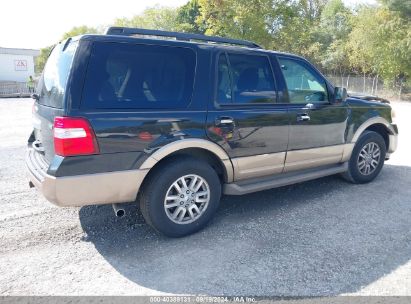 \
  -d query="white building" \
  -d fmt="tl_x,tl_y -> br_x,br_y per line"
0,47 -> 40,82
